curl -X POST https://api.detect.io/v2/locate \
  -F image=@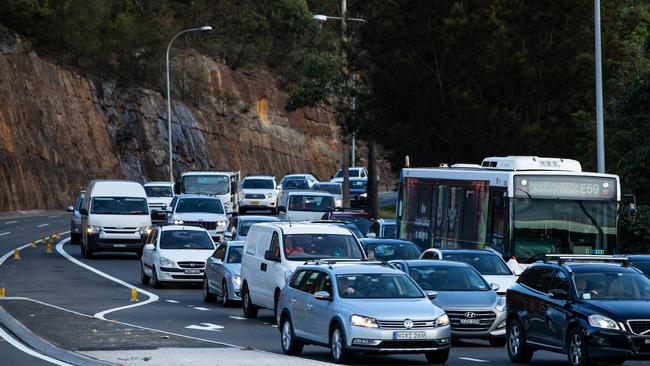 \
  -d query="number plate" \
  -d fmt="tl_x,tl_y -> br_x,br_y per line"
460,319 -> 481,325
645,339 -> 650,345
250,201 -> 259,205
113,244 -> 126,248
184,269 -> 201,274
393,331 -> 426,340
